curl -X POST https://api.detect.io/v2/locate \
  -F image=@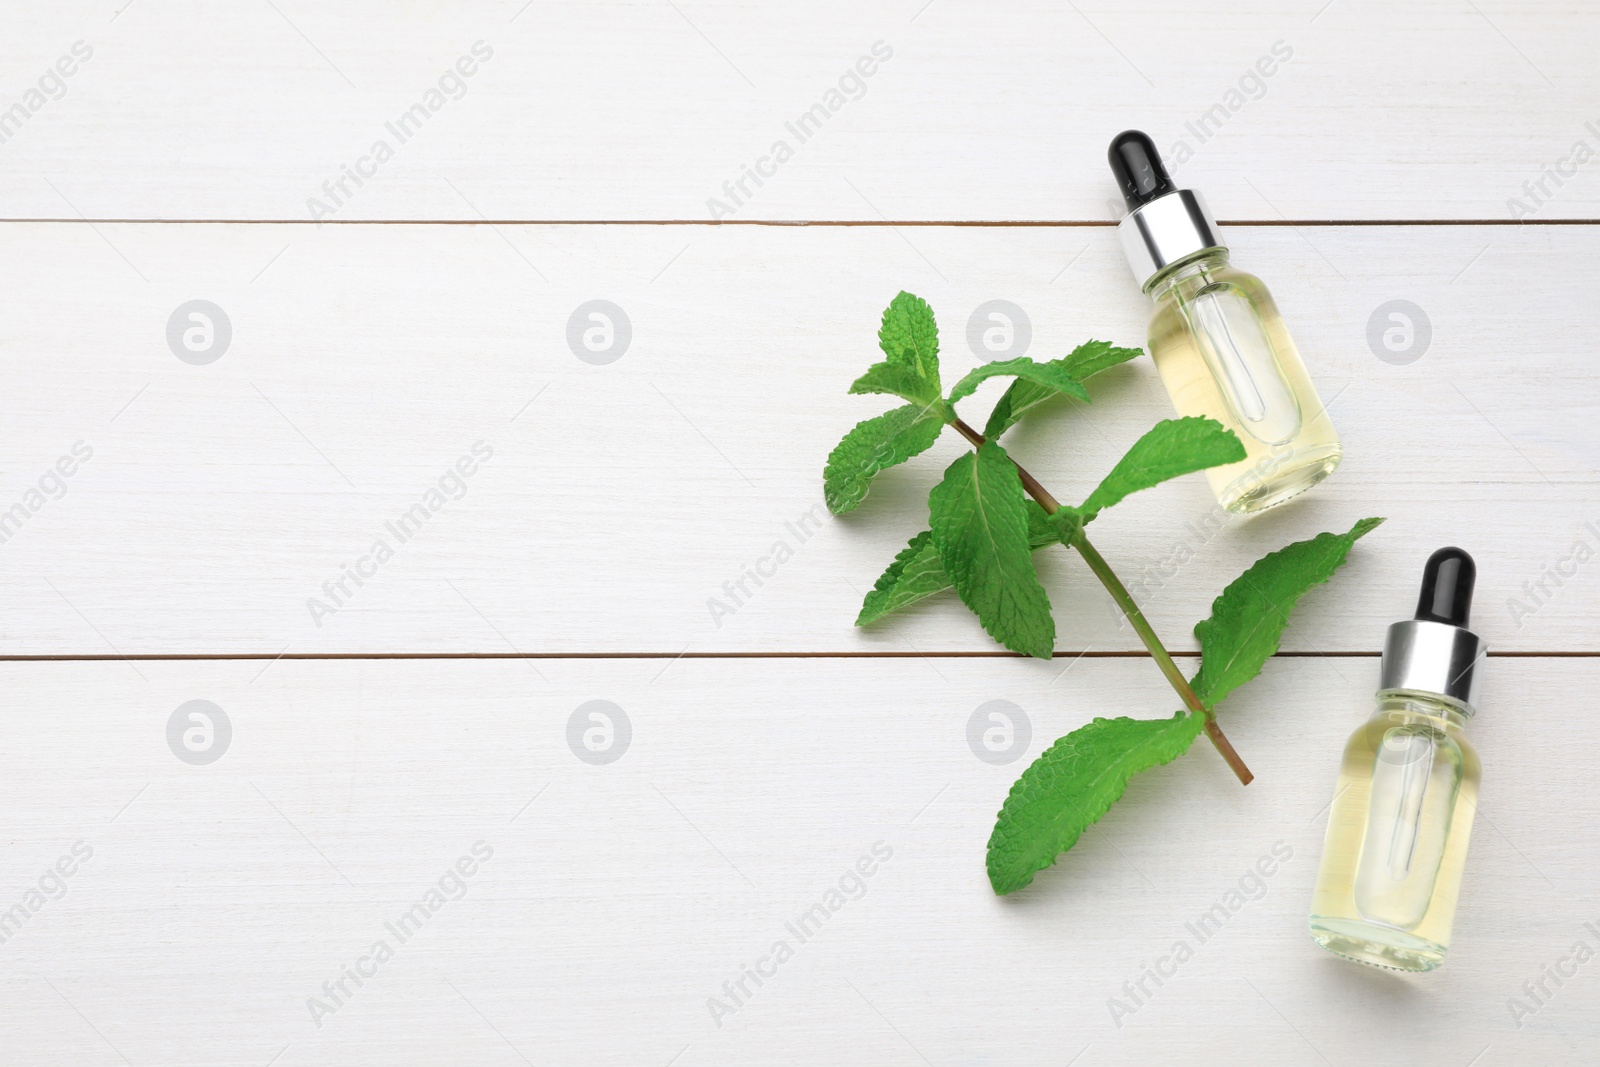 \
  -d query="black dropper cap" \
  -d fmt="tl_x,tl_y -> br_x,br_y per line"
1108,130 -> 1176,211
1414,547 -> 1476,627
